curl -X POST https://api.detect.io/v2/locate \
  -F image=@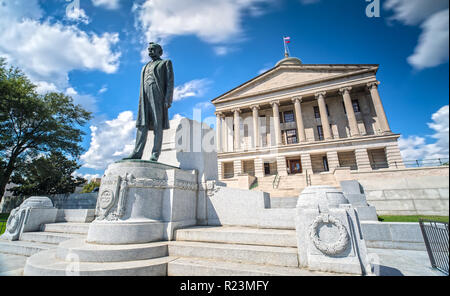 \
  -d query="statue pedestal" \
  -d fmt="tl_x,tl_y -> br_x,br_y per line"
295,186 -> 373,275
87,160 -> 198,244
